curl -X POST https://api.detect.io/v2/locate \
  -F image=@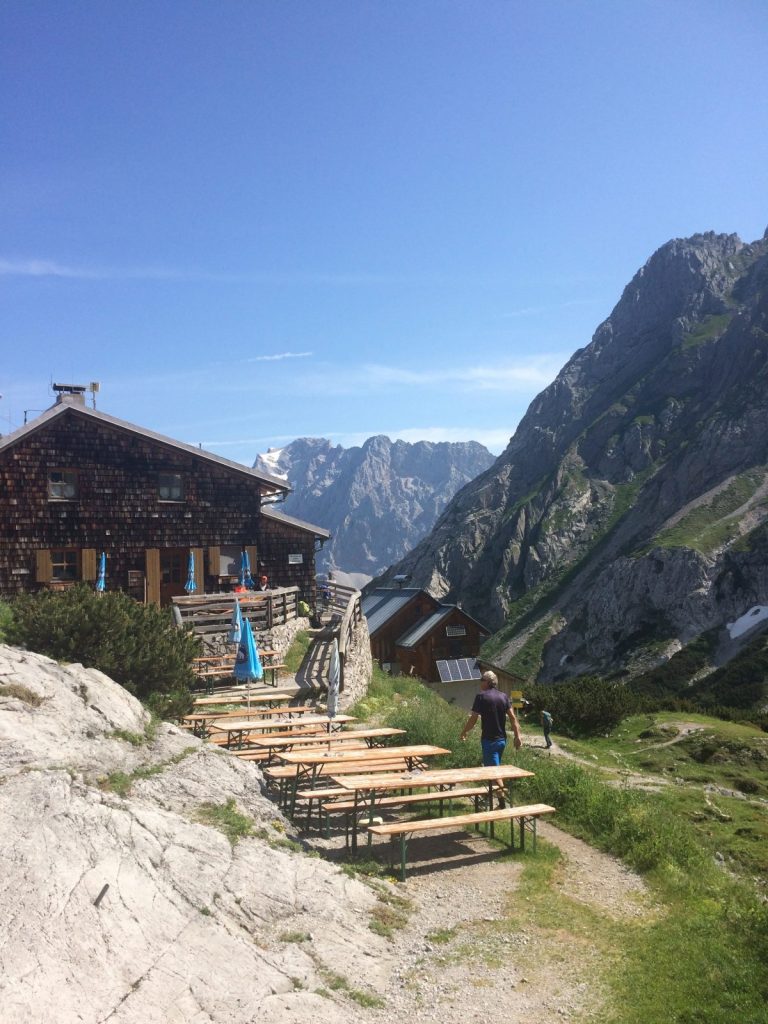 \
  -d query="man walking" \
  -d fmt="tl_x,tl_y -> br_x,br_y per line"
460,671 -> 522,805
